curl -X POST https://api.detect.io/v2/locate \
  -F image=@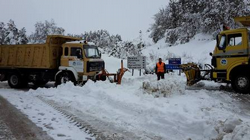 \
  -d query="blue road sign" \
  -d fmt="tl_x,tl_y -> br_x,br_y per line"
169,58 -> 181,65
165,64 -> 181,70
